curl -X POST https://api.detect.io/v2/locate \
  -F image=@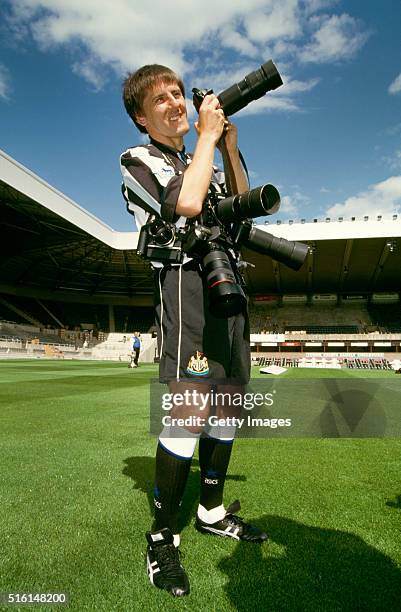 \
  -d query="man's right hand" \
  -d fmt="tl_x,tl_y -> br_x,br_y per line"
195,94 -> 225,145
176,95 -> 225,218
